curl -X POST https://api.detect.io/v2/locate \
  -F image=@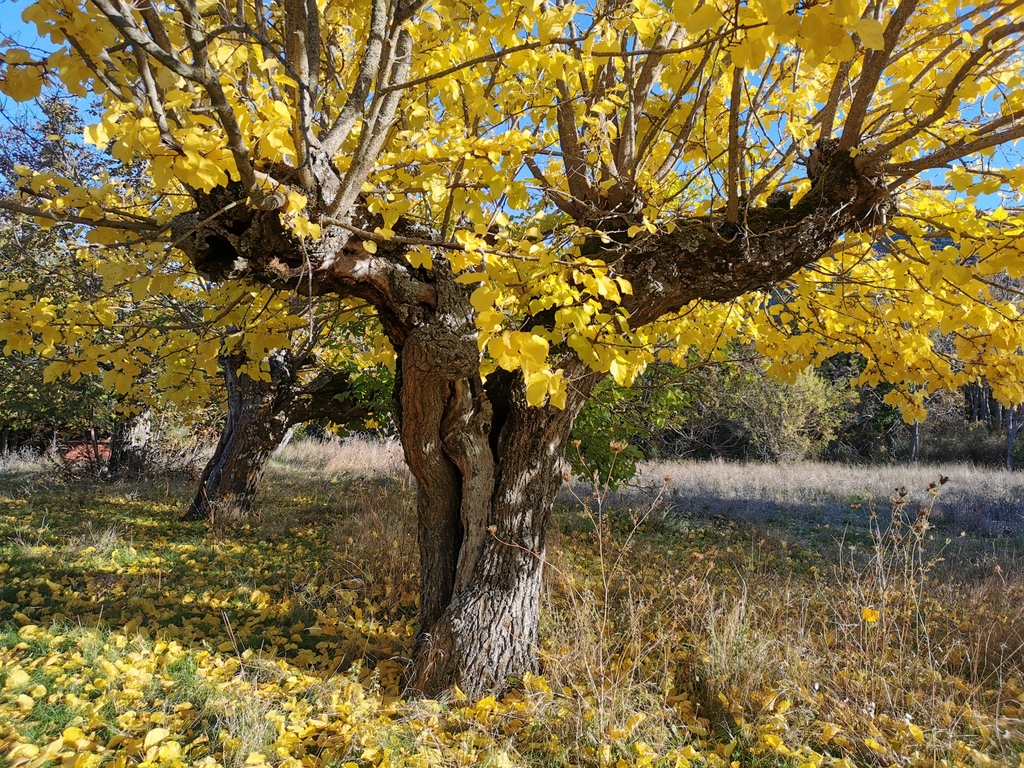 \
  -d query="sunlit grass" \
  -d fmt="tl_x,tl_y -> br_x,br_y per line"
1,443 -> 1022,767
